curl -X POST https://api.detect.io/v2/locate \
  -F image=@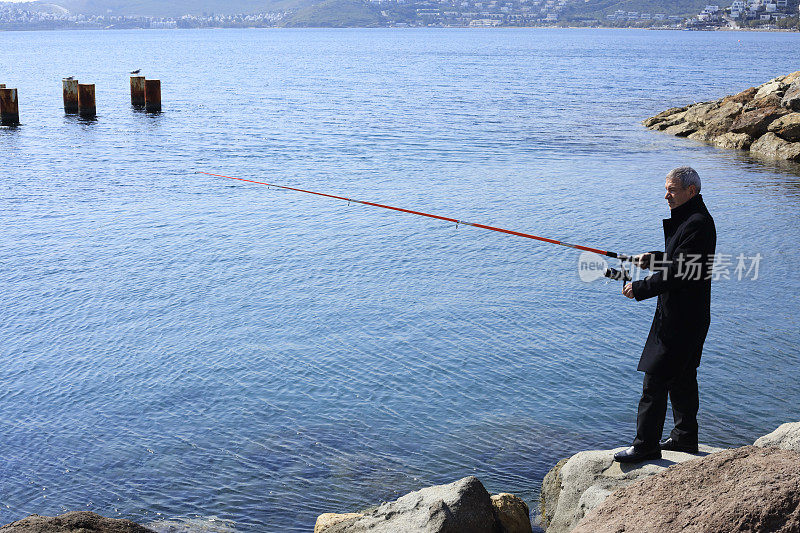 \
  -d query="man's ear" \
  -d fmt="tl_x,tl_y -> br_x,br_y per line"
688,185 -> 697,197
